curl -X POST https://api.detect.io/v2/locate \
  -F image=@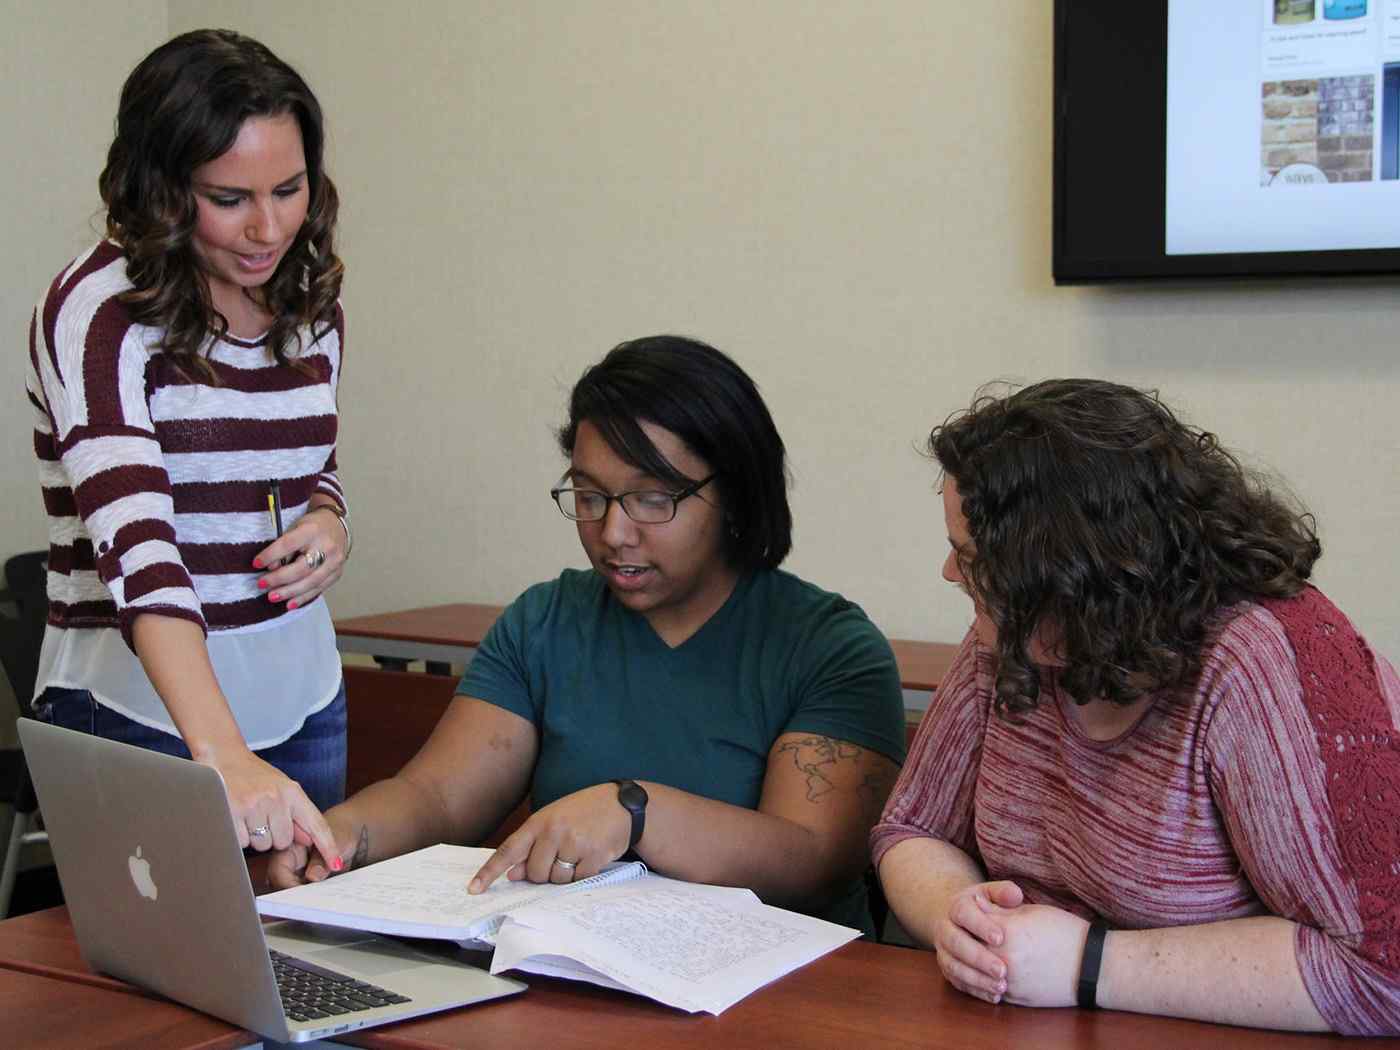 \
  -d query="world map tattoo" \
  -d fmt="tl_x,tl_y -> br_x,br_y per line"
775,735 -> 865,803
